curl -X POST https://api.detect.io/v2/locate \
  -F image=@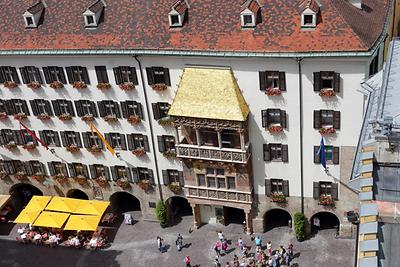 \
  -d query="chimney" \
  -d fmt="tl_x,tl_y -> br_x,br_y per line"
349,0 -> 362,9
